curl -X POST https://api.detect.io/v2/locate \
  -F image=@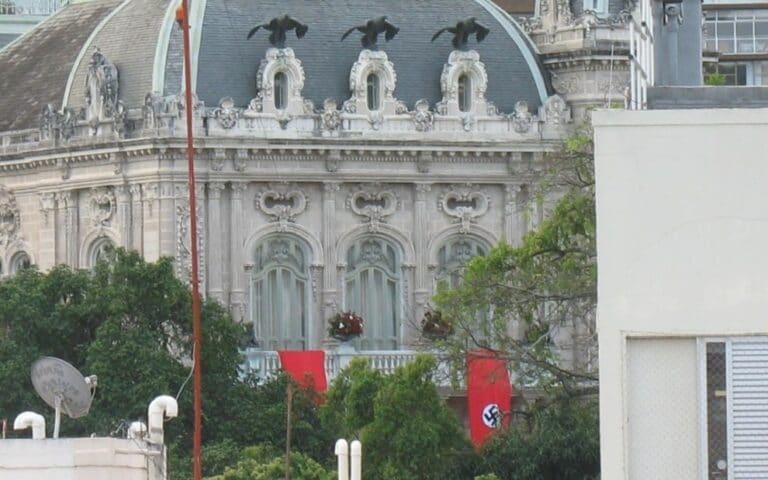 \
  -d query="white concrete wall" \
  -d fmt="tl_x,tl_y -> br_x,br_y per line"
0,437 -> 164,480
593,108 -> 768,479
